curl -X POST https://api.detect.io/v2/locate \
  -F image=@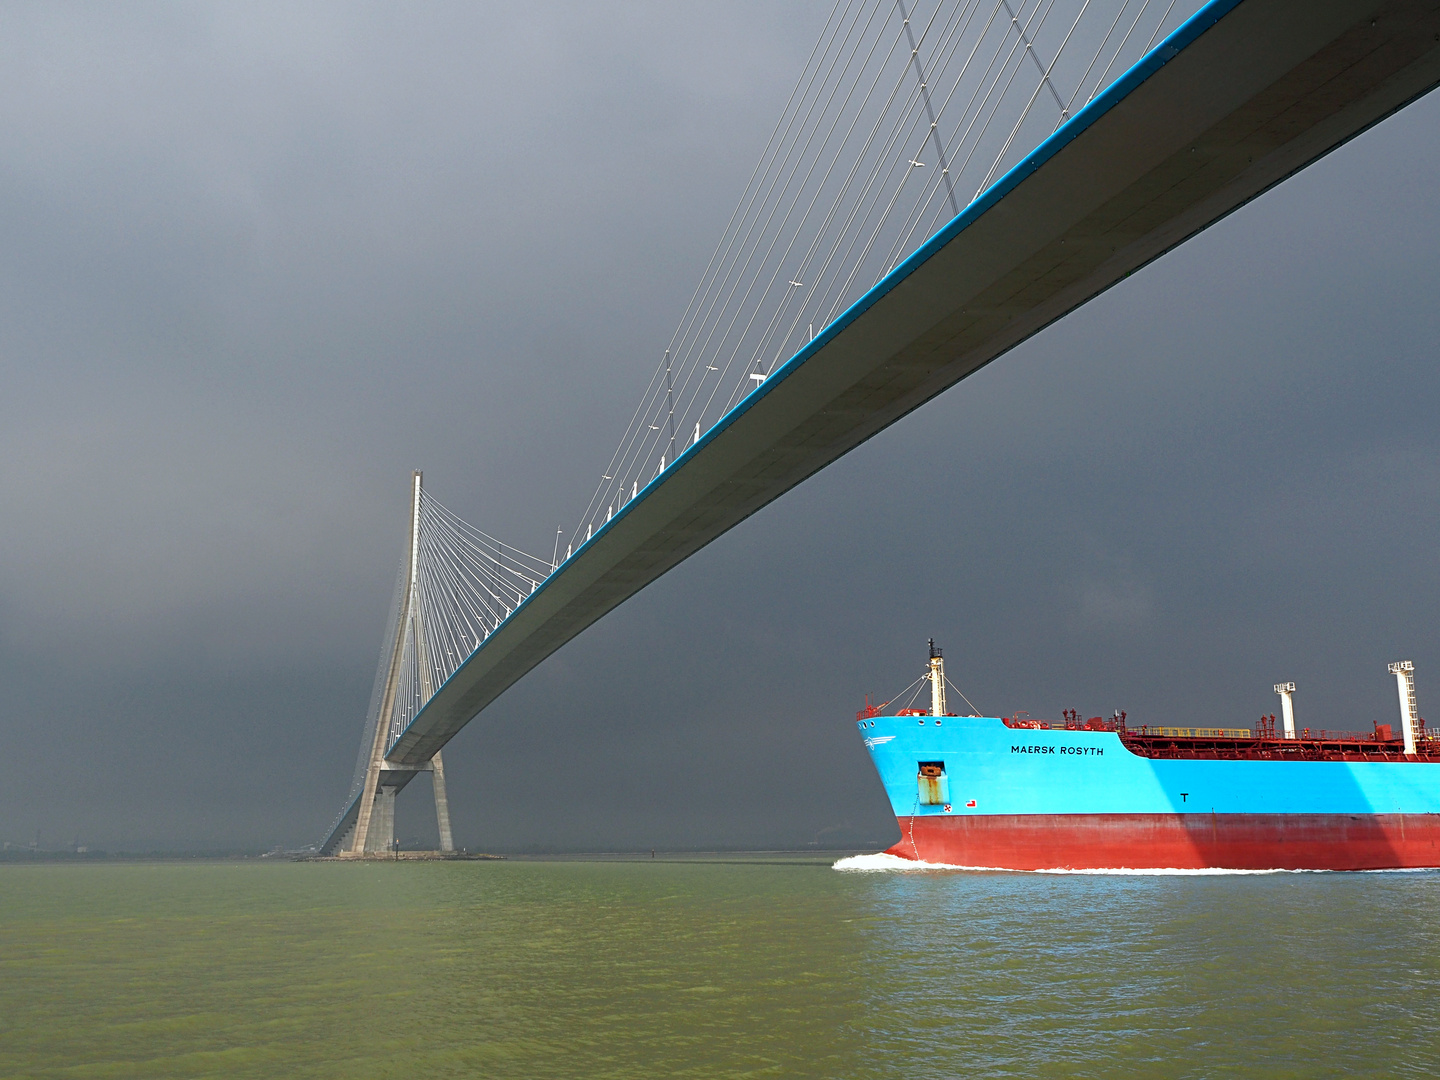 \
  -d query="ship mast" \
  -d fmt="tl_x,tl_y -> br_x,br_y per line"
928,639 -> 947,718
